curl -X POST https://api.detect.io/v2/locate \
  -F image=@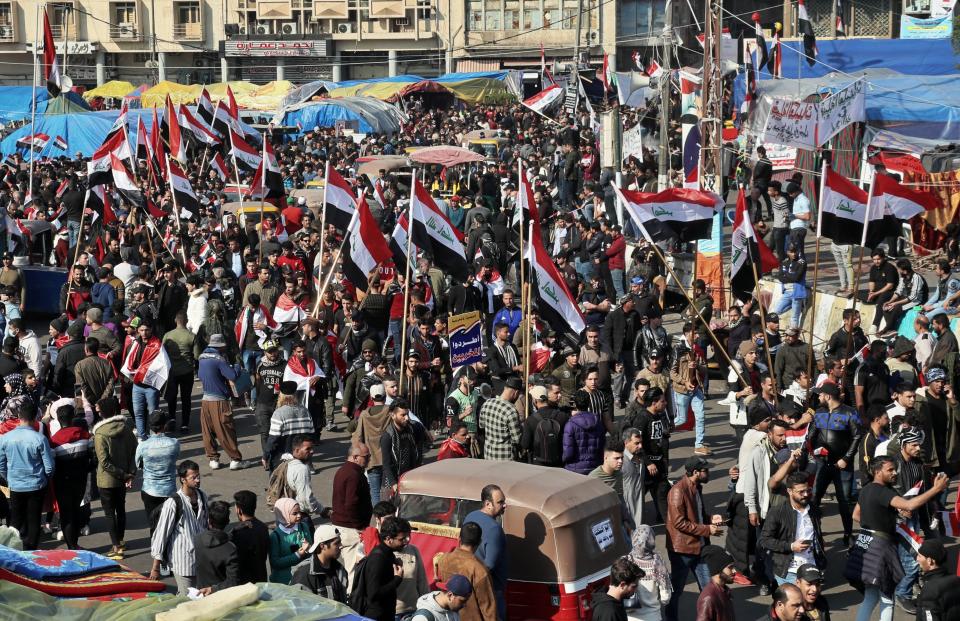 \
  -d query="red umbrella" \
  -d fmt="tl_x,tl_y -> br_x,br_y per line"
408,146 -> 485,167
